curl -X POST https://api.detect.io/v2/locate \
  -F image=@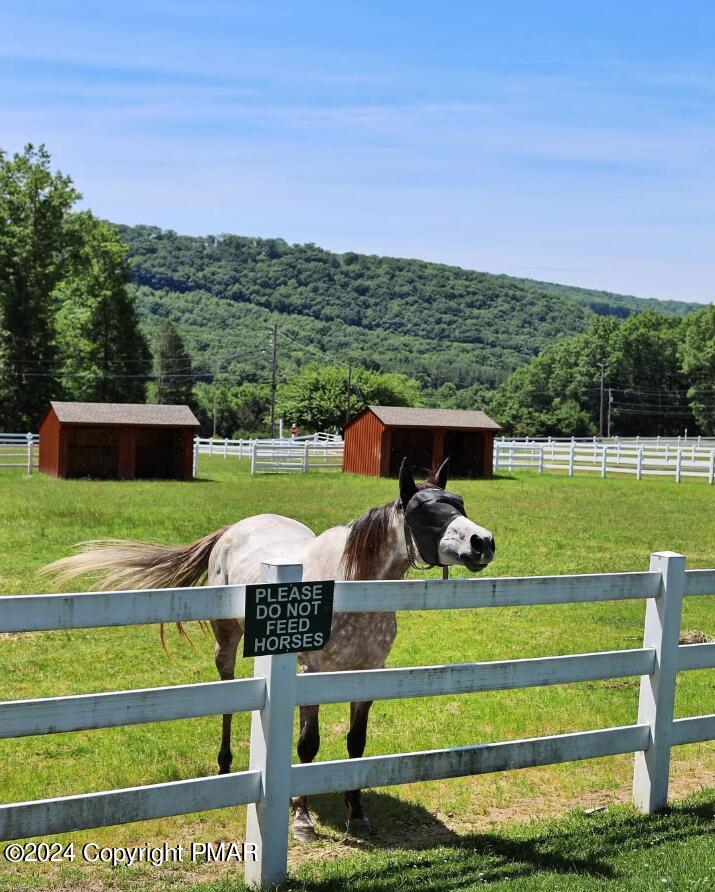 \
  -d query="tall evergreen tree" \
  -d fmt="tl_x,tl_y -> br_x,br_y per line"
0,144 -> 79,428
54,212 -> 151,403
153,319 -> 194,405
